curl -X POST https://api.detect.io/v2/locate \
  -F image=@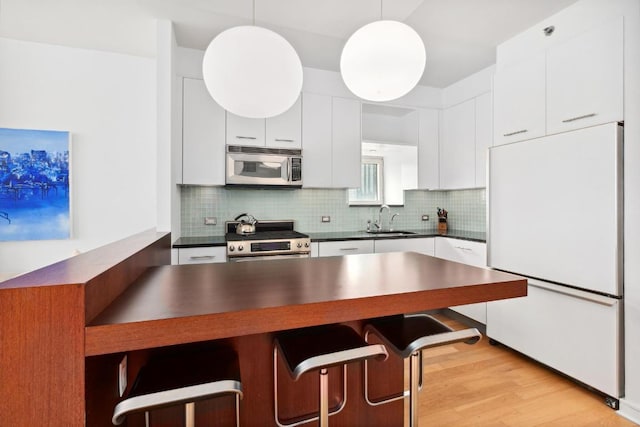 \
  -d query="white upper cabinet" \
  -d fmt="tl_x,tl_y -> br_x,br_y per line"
265,97 -> 302,148
440,99 -> 476,189
417,108 -> 439,190
302,92 -> 333,187
475,92 -> 492,187
181,77 -> 226,185
493,52 -> 546,146
332,97 -> 361,188
226,113 -> 265,146
546,17 -> 623,135
302,93 -> 361,188
226,96 -> 302,148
